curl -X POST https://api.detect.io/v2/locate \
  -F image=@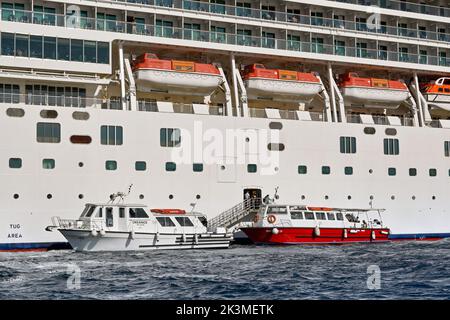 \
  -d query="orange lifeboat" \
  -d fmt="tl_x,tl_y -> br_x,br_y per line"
132,53 -> 222,95
242,64 -> 322,103
339,72 -> 409,109
150,209 -> 186,214
423,77 -> 450,112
